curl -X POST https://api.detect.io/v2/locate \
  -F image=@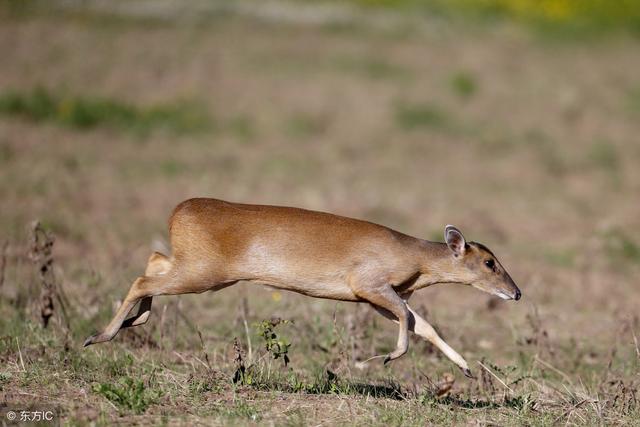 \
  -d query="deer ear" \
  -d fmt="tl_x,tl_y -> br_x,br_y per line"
444,225 -> 466,256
